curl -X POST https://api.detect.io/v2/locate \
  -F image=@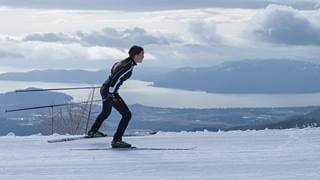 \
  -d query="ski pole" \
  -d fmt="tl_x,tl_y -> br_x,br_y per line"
15,86 -> 101,93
